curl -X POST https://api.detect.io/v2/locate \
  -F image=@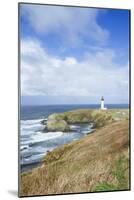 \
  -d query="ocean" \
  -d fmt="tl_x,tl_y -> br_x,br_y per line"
20,104 -> 128,172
